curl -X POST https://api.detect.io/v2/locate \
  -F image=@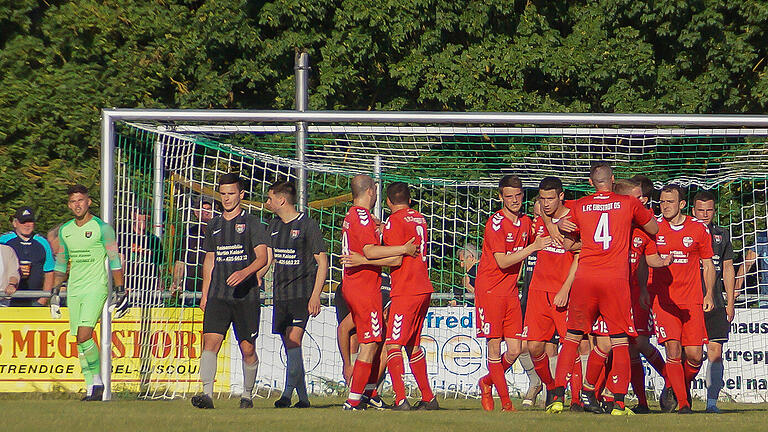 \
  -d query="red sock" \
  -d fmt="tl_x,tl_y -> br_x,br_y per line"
532,352 -> 555,389
645,346 -> 666,377
607,342 -> 630,396
409,348 -> 434,402
481,350 -> 516,386
387,348 -> 407,404
570,356 -> 583,405
347,359 -> 373,406
364,352 -> 382,397
584,346 -> 609,389
554,337 -> 580,389
666,357 -> 689,409
488,356 -> 511,405
630,357 -> 647,407
684,359 -> 702,387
